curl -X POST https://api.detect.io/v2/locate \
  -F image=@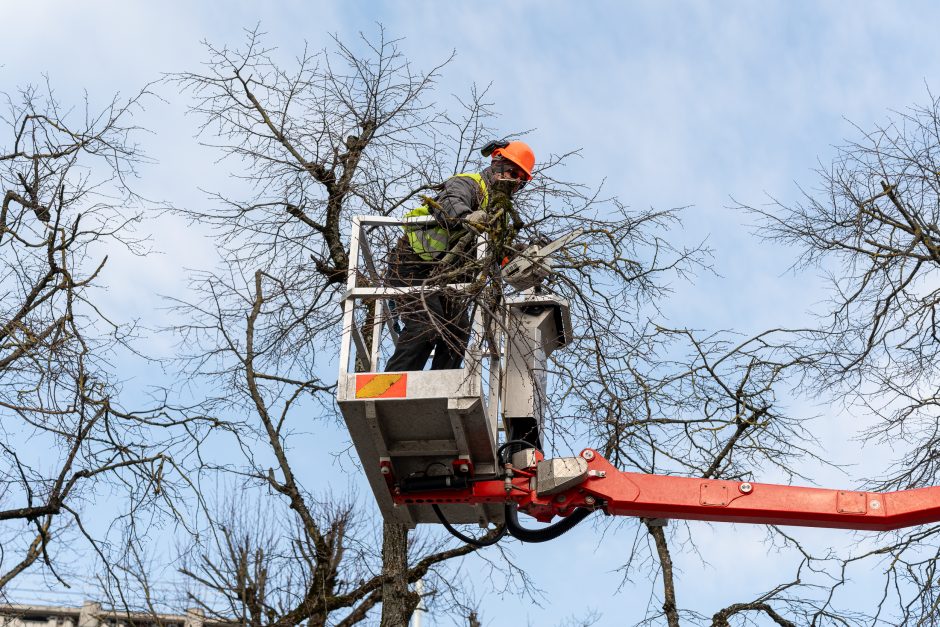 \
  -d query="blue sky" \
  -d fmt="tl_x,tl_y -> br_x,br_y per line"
4,2 -> 940,625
